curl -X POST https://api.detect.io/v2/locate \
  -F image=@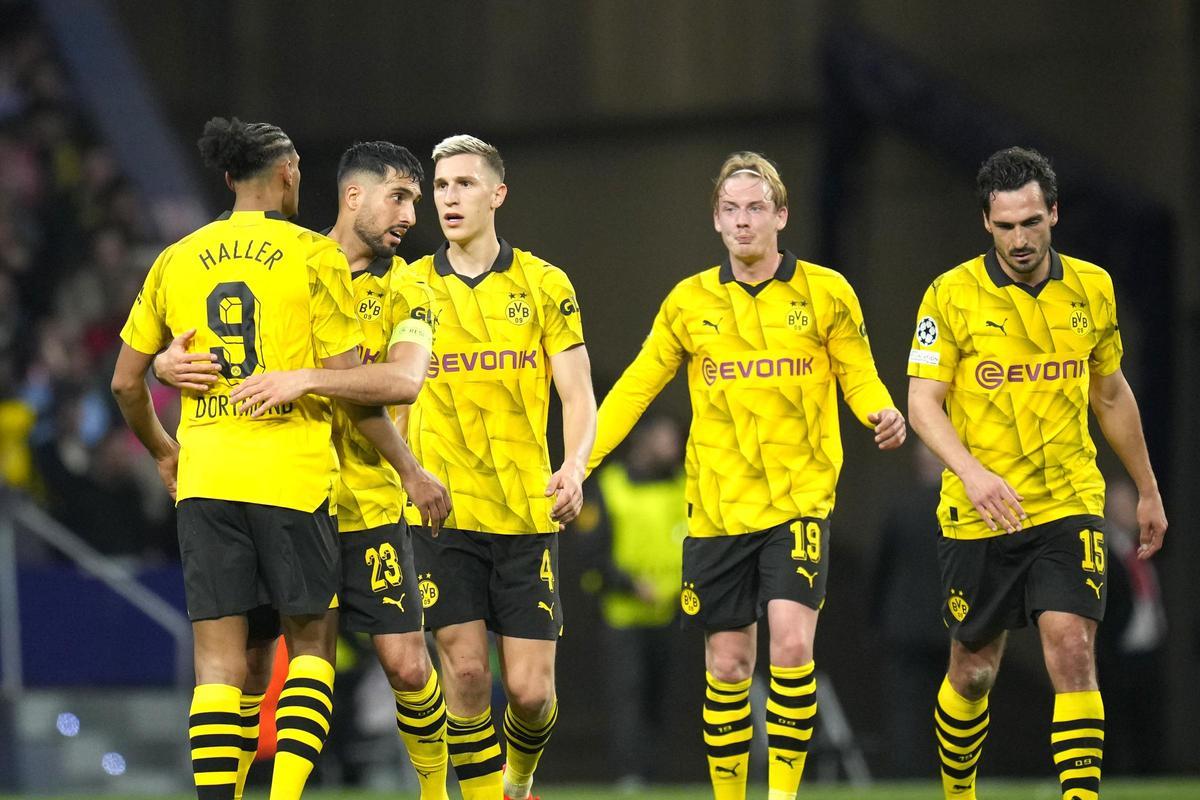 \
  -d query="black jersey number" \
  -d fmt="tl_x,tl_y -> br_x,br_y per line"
206,281 -> 261,380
